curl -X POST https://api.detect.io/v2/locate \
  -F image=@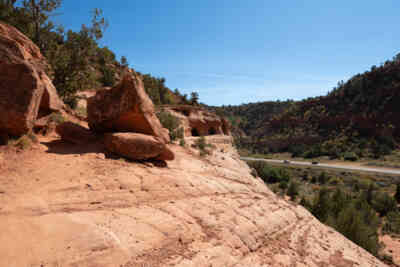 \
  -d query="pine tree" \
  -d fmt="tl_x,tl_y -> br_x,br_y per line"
311,188 -> 331,222
287,181 -> 299,201
22,0 -> 62,48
